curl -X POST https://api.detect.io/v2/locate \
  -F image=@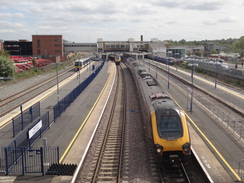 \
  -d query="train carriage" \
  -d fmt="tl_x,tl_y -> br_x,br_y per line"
127,59 -> 191,161
74,57 -> 91,71
115,55 -> 121,65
